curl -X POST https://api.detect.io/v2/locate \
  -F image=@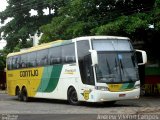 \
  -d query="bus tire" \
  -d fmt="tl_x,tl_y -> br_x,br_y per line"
16,87 -> 23,101
67,87 -> 79,105
22,87 -> 29,102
